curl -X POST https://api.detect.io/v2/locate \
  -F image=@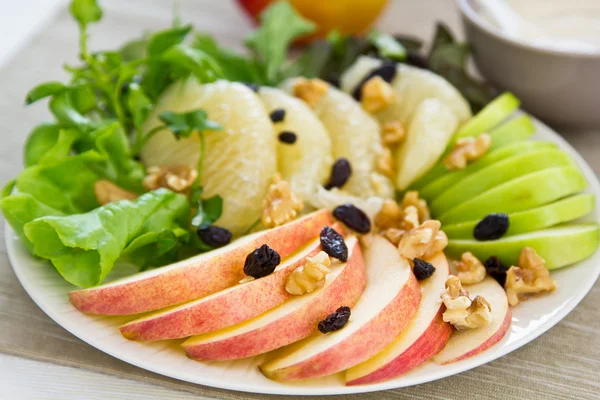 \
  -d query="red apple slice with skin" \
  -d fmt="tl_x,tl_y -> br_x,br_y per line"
259,235 -> 421,381
182,237 -> 365,361
120,224 -> 344,340
345,251 -> 452,385
69,209 -> 333,315
433,276 -> 511,365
